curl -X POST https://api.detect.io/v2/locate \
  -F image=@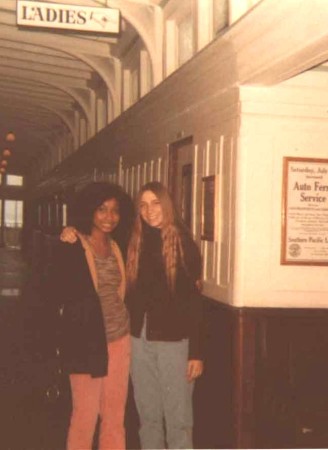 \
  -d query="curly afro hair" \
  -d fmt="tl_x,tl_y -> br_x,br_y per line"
69,182 -> 135,257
